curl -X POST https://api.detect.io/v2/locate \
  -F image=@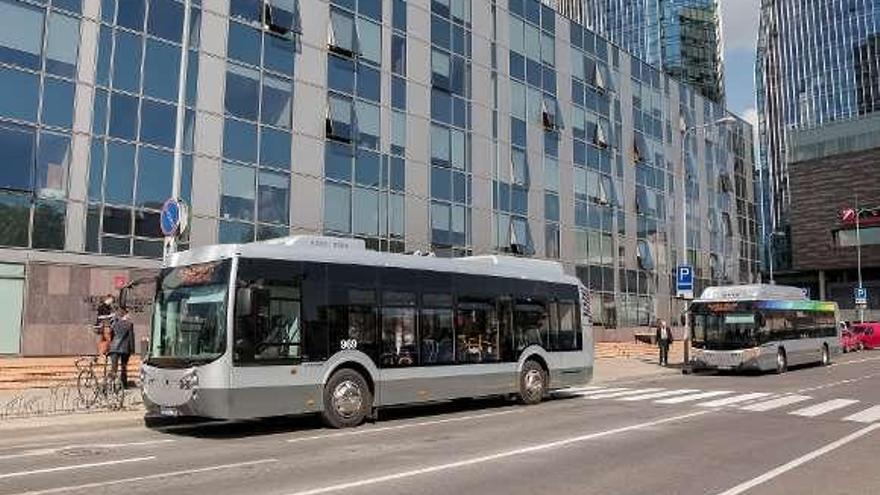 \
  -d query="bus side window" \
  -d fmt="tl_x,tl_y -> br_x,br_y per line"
557,301 -> 578,351
455,298 -> 499,363
381,291 -> 417,367
515,299 -> 547,351
420,293 -> 454,364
